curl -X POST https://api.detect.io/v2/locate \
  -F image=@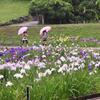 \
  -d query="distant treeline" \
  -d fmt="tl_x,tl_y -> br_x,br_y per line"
28,0 -> 100,24
10,0 -> 100,24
